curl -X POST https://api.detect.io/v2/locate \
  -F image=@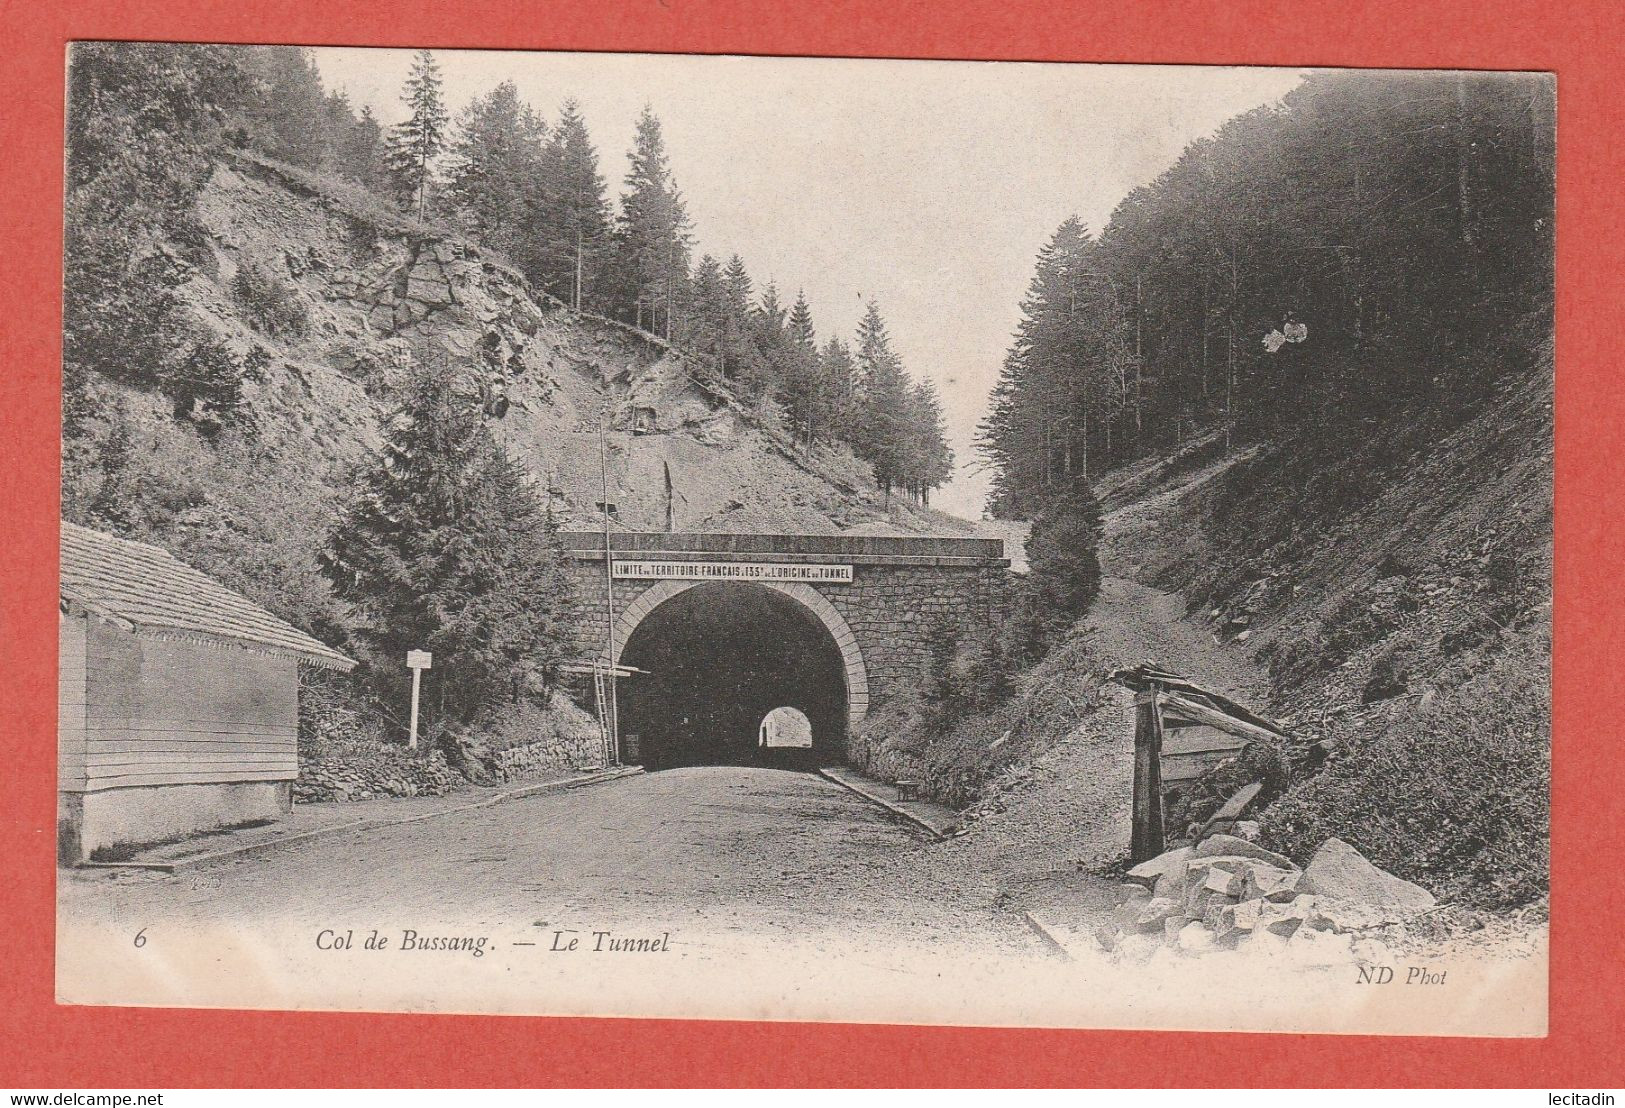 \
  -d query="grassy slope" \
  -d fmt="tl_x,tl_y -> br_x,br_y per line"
1103,366 -> 1551,905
